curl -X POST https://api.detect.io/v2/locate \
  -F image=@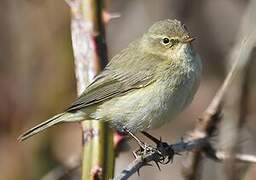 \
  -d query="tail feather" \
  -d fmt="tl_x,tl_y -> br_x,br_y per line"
18,113 -> 65,142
